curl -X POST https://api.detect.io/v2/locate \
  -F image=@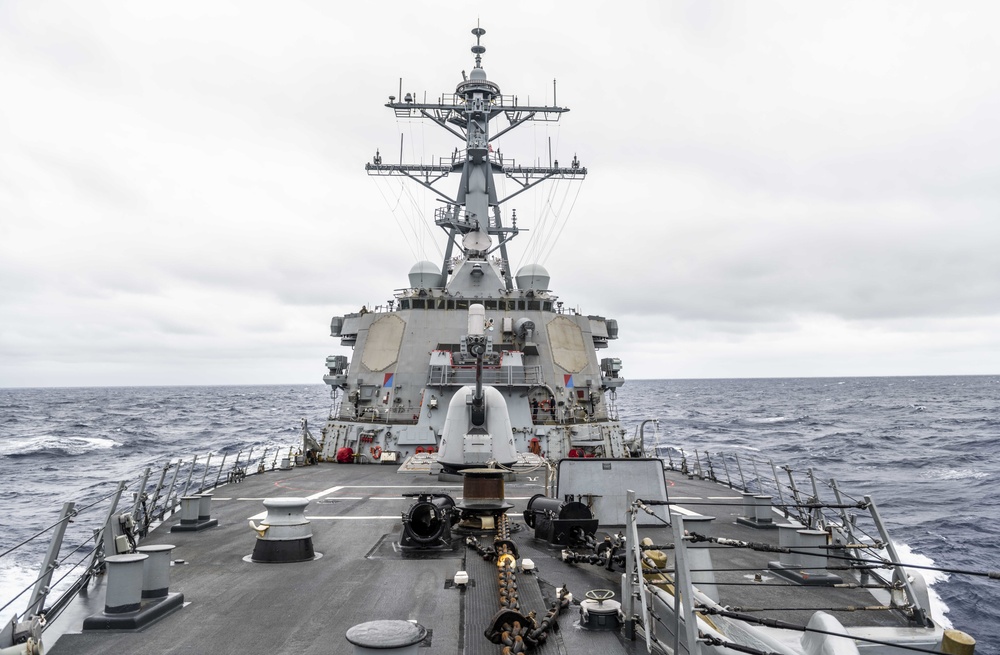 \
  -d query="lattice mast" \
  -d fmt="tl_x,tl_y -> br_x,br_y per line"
366,25 -> 587,289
